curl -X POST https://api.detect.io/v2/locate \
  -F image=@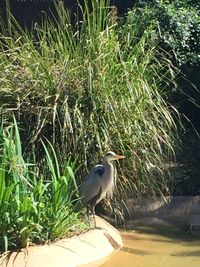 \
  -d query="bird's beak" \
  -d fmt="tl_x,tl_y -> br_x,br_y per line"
115,154 -> 125,160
